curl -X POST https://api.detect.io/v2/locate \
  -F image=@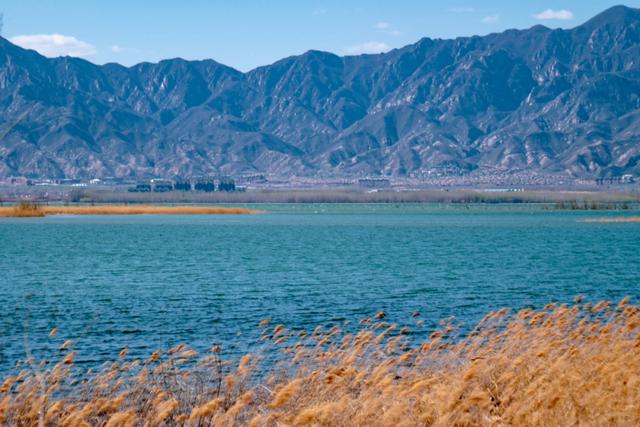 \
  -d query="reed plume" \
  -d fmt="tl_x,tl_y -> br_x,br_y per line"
1,299 -> 639,426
